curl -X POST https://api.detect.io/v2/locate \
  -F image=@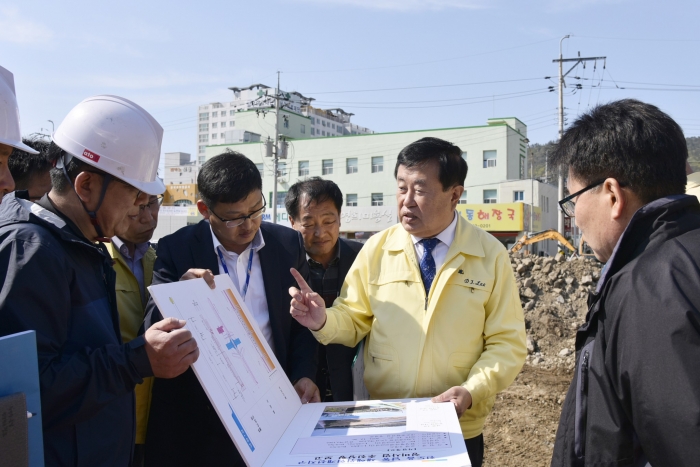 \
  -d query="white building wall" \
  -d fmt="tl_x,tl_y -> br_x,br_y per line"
197,85 -> 375,164
204,121 -> 528,211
